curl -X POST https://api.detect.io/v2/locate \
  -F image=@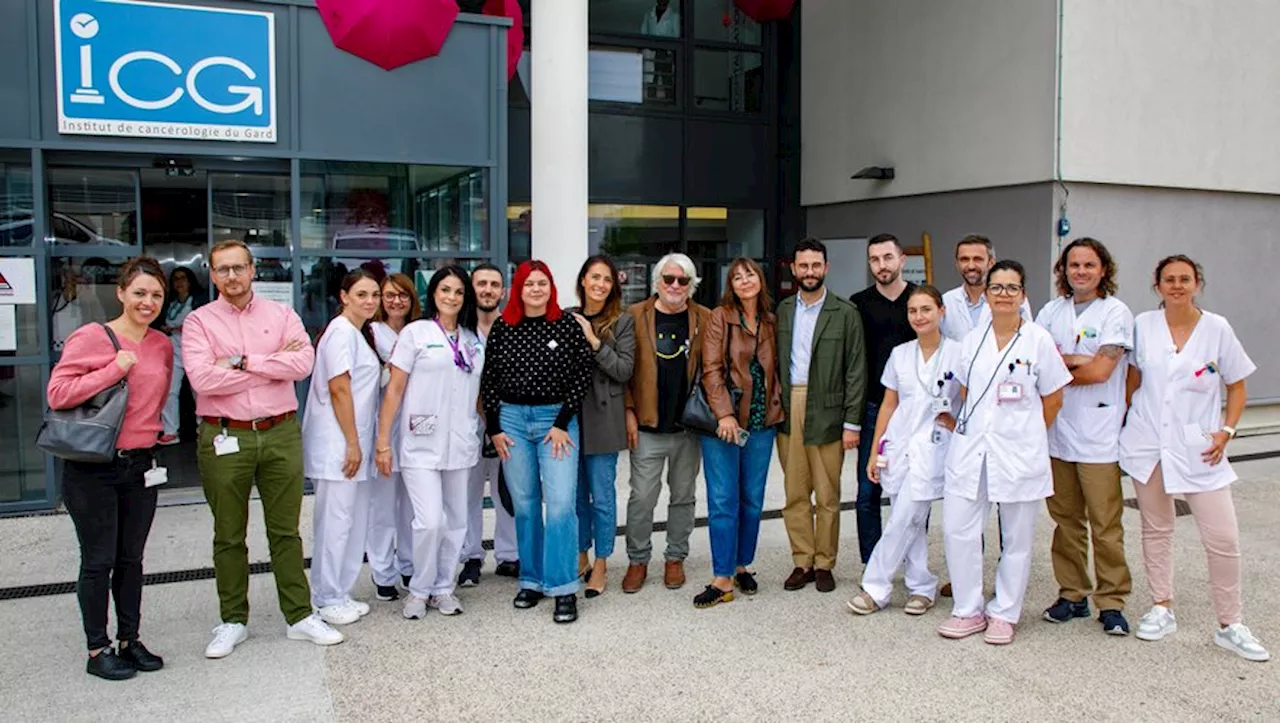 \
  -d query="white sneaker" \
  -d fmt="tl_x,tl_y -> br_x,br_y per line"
204,622 -> 248,659
286,614 -> 345,646
318,602 -> 361,626
345,598 -> 371,618
1135,605 -> 1177,641
1215,623 -> 1271,662
403,595 -> 428,620
428,593 -> 464,616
